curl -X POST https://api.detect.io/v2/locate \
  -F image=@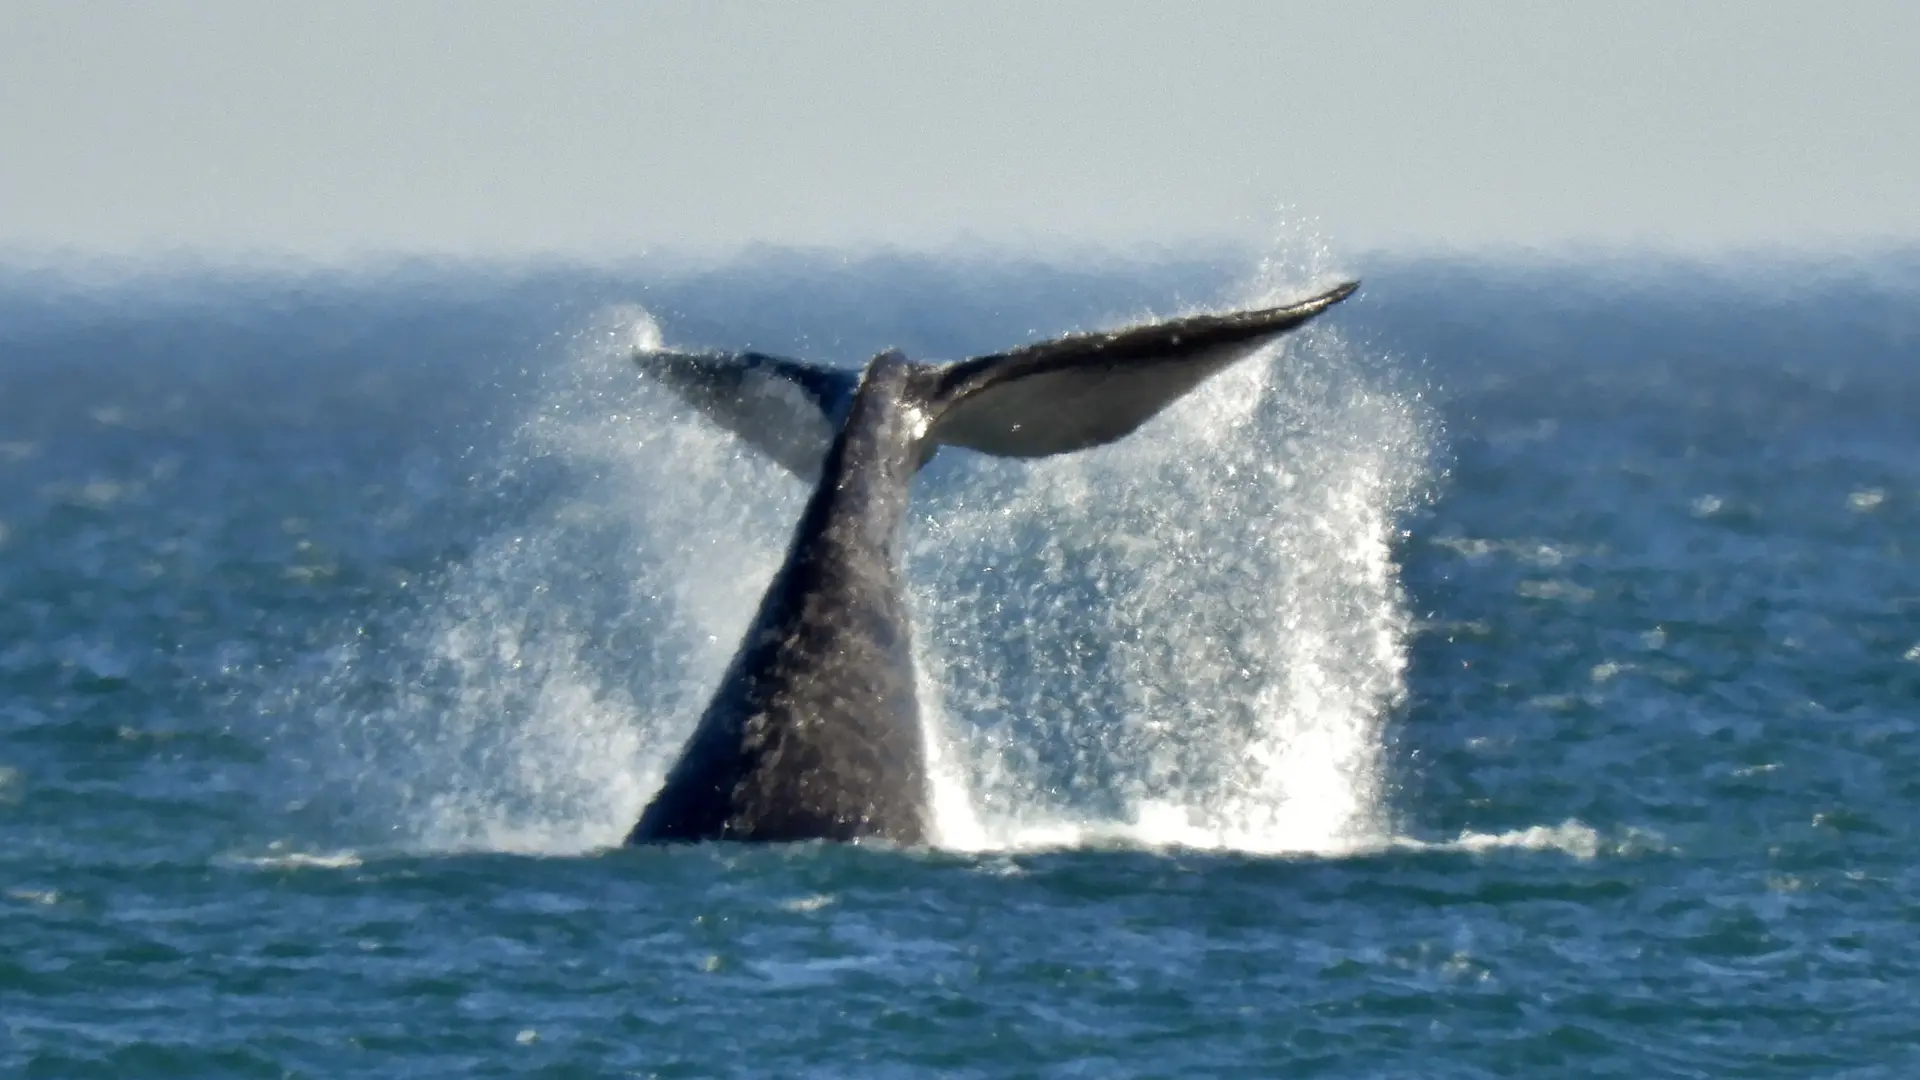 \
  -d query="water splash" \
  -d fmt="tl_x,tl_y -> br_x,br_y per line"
915,308 -> 1432,855
318,270 -> 1434,858
323,306 -> 798,853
